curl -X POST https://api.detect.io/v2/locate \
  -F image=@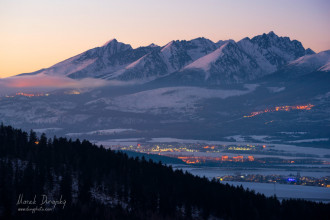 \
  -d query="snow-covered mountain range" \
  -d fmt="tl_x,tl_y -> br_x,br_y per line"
19,31 -> 329,84
1,31 -> 330,146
